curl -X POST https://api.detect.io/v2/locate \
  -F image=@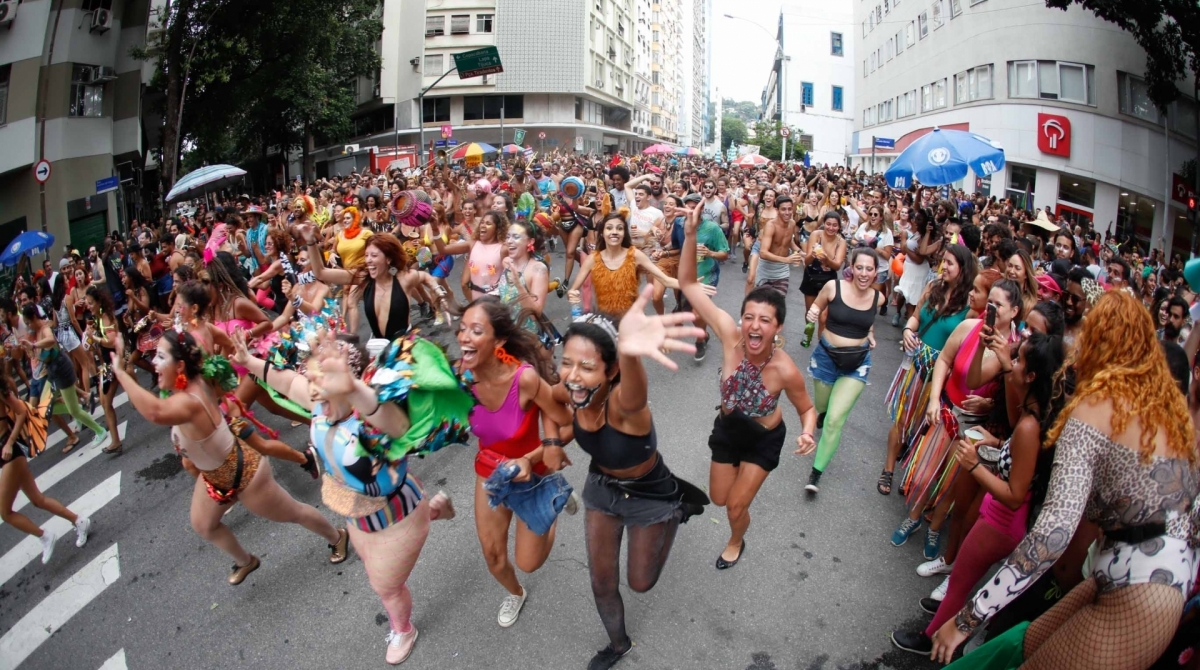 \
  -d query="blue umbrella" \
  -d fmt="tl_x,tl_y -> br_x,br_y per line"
0,230 -> 55,268
166,164 -> 248,203
883,128 -> 1004,189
